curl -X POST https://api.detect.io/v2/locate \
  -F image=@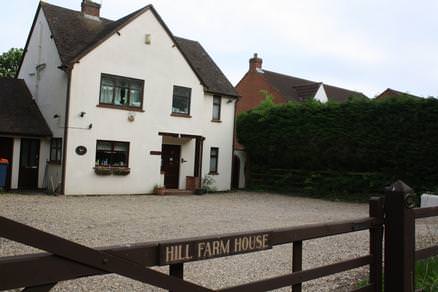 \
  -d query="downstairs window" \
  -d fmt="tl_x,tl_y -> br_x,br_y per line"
95,140 -> 129,167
